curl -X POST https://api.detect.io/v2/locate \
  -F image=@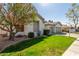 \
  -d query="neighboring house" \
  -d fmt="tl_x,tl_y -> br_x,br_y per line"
44,20 -> 62,34
44,21 -> 54,34
77,27 -> 79,31
76,24 -> 79,31
69,27 -> 75,33
62,25 -> 70,32
52,22 -> 62,33
15,13 -> 45,37
62,24 -> 76,33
